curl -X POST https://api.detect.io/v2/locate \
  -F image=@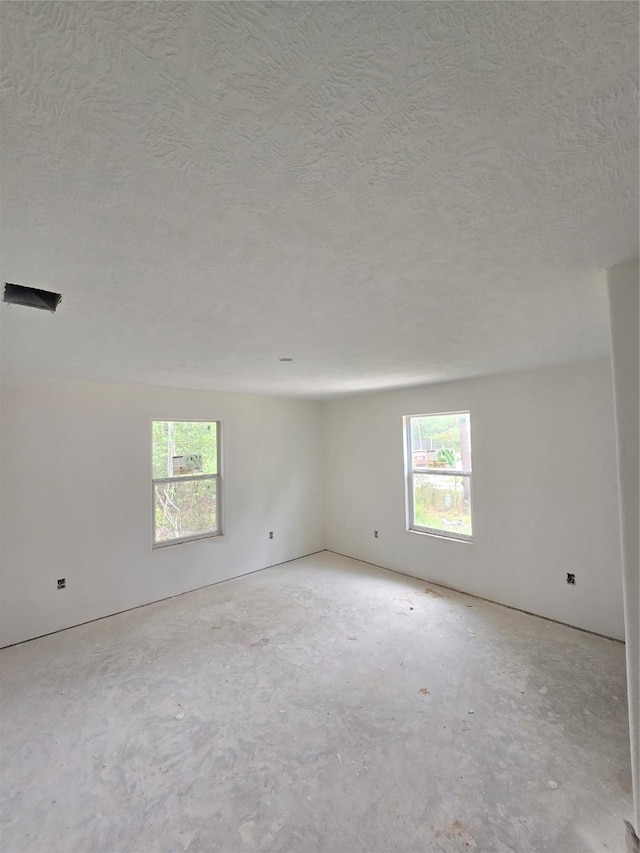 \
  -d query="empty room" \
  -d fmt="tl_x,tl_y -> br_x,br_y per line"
0,2 -> 638,852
